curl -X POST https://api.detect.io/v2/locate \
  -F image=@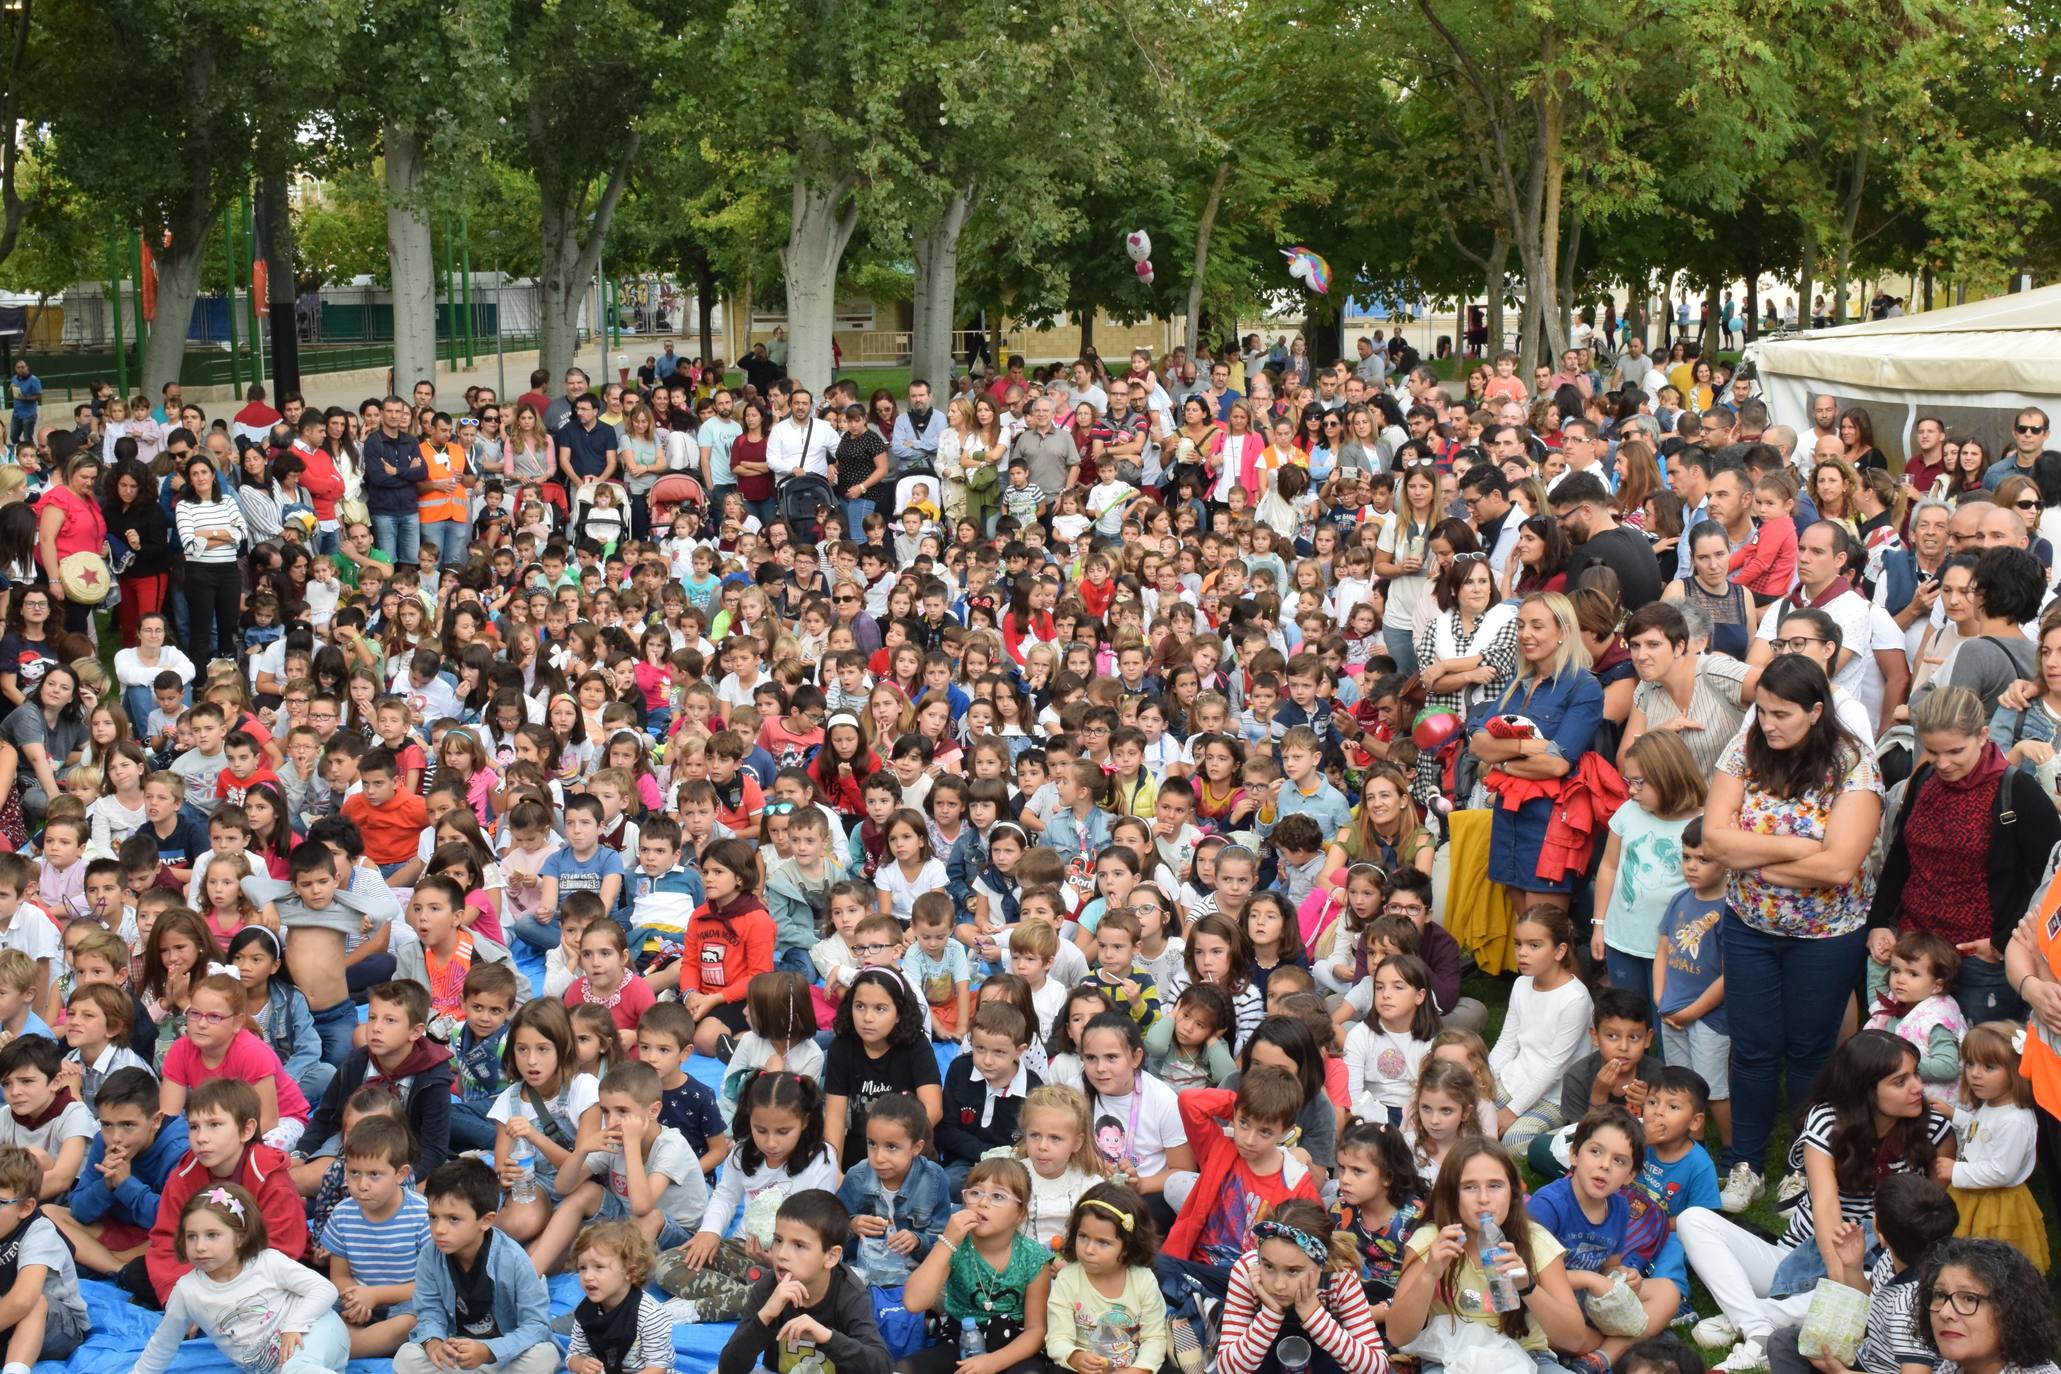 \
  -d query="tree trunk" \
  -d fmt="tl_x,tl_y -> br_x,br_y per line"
1184,160 -> 1231,359
1798,233 -> 1817,331
1744,268 -> 1760,344
143,214 -> 208,400
535,135 -> 640,382
1077,309 -> 1095,354
1484,234 -> 1509,355
781,159 -> 860,397
694,257 -> 717,364
384,123 -> 437,397
1832,143 -> 1867,327
1556,211 -> 1583,351
1703,281 -> 1721,354
255,163 -> 299,398
909,185 -> 972,391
